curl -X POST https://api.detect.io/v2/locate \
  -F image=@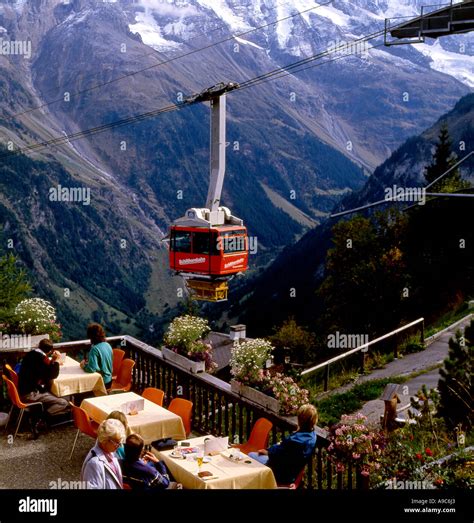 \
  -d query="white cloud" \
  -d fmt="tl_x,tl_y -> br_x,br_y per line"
134,0 -> 201,18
